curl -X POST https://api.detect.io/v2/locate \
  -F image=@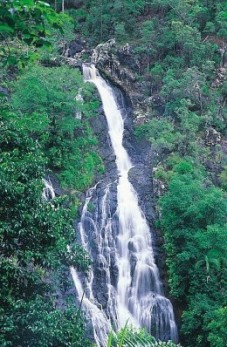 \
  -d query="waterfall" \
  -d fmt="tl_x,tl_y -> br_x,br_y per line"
72,64 -> 178,346
42,179 -> 111,346
70,185 -> 112,347
42,178 -> 55,201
